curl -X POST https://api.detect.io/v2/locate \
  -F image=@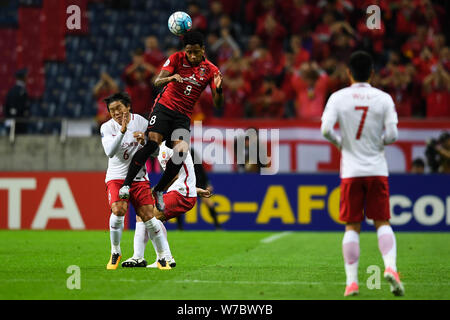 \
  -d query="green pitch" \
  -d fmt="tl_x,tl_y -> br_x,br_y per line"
0,230 -> 449,300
